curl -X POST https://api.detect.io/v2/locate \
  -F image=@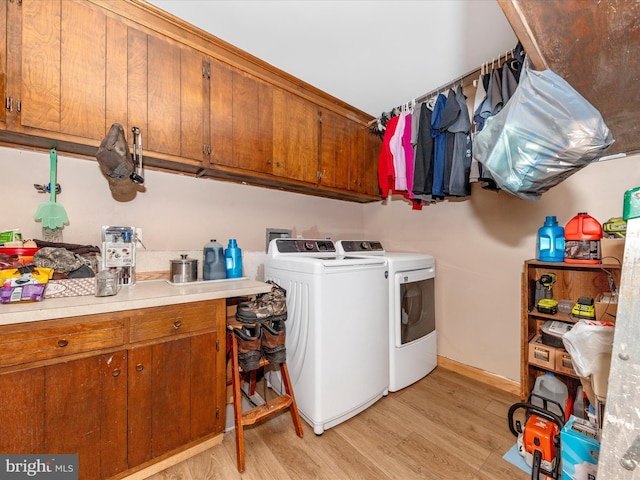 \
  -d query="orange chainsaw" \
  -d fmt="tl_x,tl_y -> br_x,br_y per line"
508,394 -> 565,480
